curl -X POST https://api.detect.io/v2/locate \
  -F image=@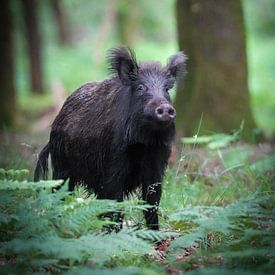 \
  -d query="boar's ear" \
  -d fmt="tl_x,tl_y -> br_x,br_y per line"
166,52 -> 187,80
107,46 -> 139,85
